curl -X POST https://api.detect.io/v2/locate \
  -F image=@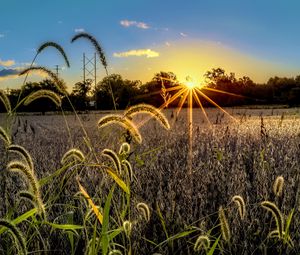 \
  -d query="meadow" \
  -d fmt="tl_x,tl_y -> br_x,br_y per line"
1,107 -> 300,254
